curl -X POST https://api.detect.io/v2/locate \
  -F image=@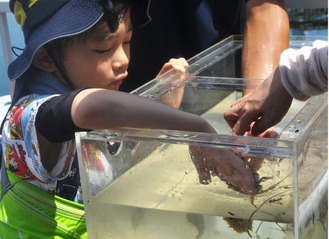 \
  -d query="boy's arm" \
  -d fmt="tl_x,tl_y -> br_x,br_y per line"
71,58 -> 207,134
71,88 -> 216,133
71,88 -> 255,194
35,85 -> 255,194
